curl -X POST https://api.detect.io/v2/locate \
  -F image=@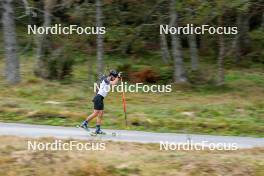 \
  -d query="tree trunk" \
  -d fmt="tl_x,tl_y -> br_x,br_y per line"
21,0 -> 30,15
1,0 -> 20,84
34,1 -> 52,78
188,34 -> 199,71
235,12 -> 250,63
217,16 -> 225,86
87,58 -> 95,84
170,0 -> 186,83
96,0 -> 104,76
160,33 -> 170,64
231,13 -> 242,61
261,12 -> 264,30
241,13 -> 250,49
